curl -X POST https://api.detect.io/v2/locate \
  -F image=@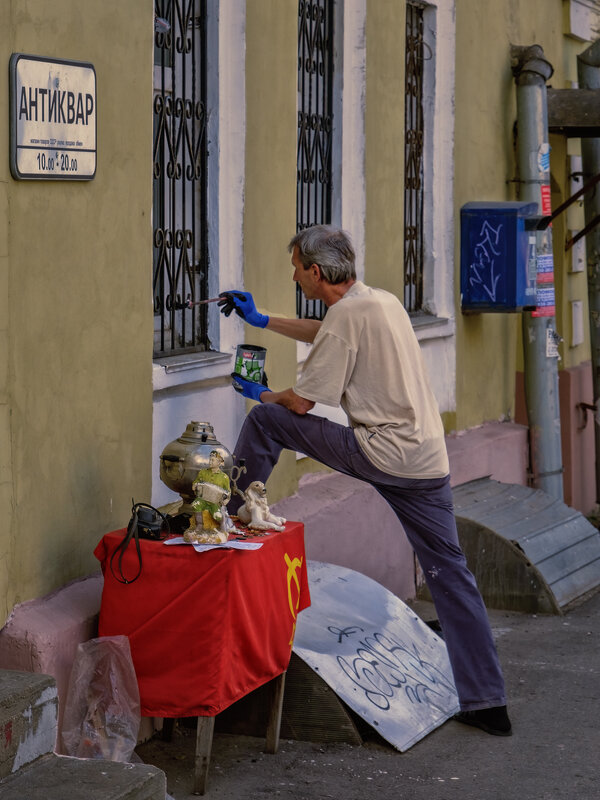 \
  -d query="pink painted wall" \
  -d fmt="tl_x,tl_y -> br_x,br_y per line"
272,472 -> 416,601
516,362 -> 596,515
558,363 -> 597,514
446,421 -> 529,488
0,575 -> 103,753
